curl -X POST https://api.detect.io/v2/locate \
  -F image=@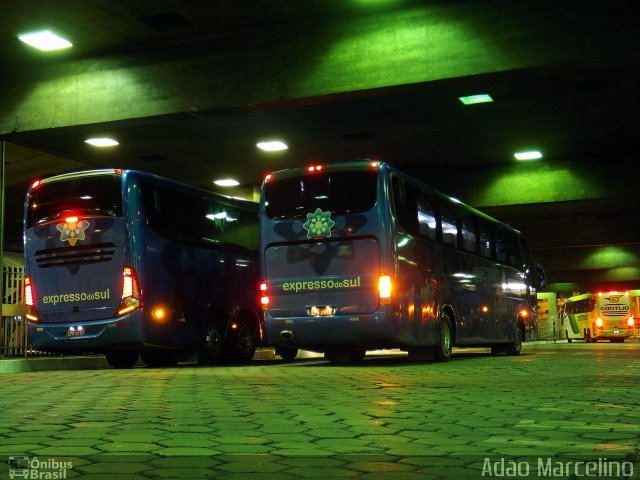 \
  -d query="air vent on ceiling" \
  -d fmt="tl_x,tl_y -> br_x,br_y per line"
342,132 -> 375,141
137,12 -> 193,32
574,78 -> 611,92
